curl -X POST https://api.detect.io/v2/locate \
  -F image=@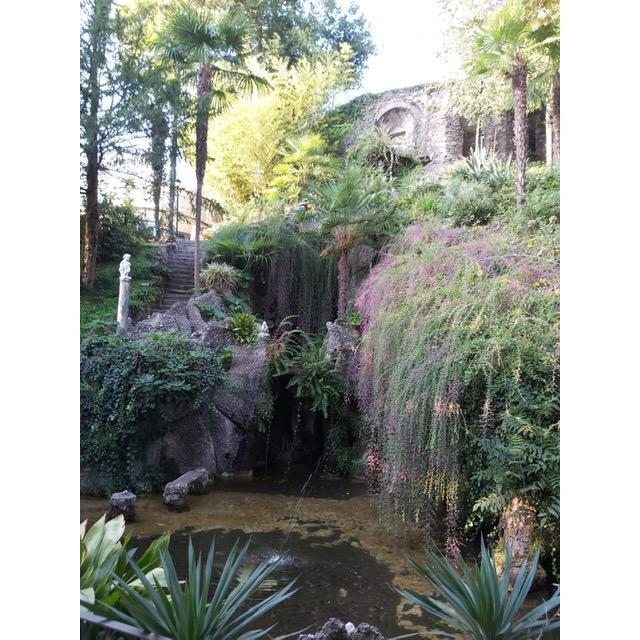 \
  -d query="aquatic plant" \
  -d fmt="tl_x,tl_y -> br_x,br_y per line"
81,514 -> 169,611
90,538 -> 297,640
228,312 -> 258,346
355,222 -> 559,552
200,261 -> 244,292
397,539 -> 560,640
